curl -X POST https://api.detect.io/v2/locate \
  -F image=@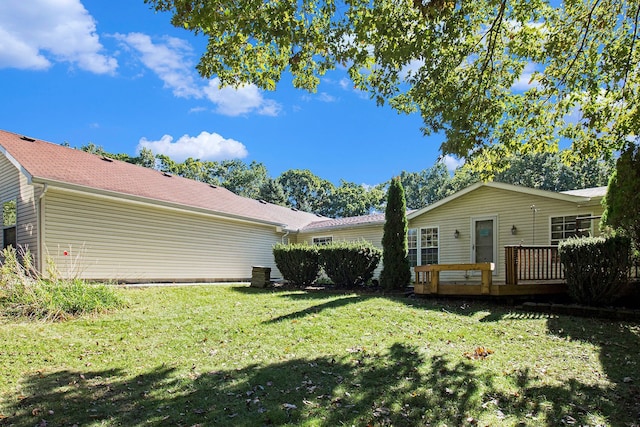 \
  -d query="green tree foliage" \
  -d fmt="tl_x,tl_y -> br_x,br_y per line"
146,0 -> 640,168
258,177 -> 288,206
277,169 -> 334,213
397,163 -> 451,210
602,143 -> 640,250
154,155 -> 269,199
325,180 -> 384,218
379,177 -> 411,290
